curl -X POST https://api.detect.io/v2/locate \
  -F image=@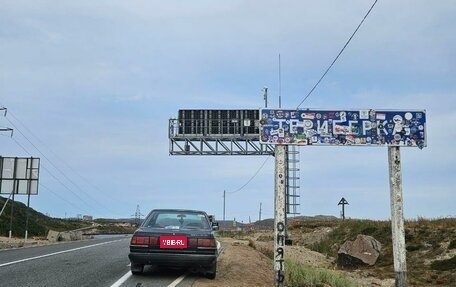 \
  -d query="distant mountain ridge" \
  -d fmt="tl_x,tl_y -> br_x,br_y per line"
0,196 -> 92,237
